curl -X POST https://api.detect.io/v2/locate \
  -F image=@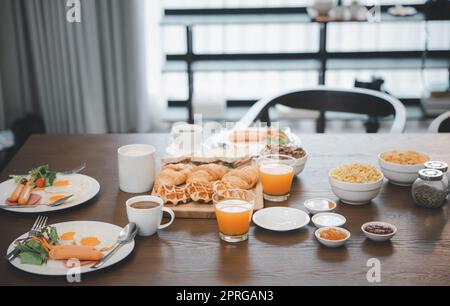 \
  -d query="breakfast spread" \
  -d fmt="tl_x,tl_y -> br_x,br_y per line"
5,127 -> 447,277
